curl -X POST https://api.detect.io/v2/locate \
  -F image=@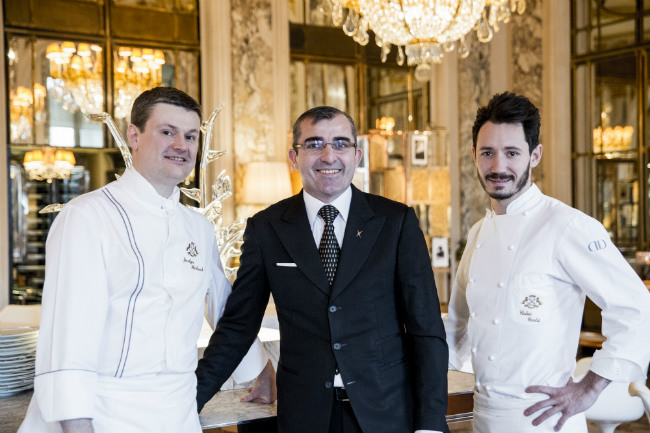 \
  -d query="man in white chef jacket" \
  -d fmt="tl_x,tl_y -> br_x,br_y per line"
445,91 -> 650,432
18,87 -> 275,433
